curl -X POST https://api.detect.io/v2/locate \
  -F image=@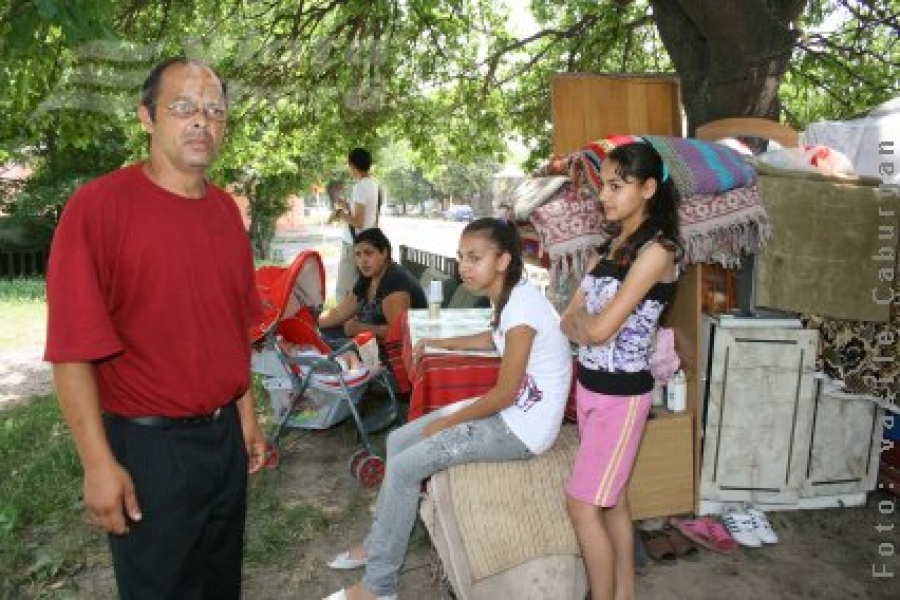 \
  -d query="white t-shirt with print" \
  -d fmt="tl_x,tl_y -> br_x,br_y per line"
494,281 -> 572,454
342,177 -> 379,243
